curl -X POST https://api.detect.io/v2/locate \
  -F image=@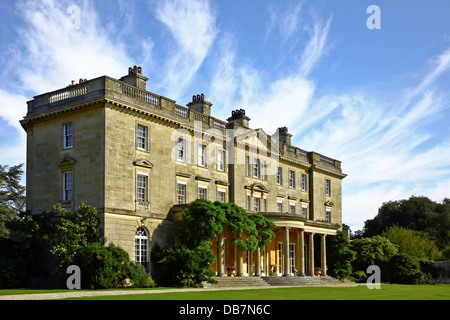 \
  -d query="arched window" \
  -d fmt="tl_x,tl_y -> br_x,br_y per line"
135,227 -> 149,271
